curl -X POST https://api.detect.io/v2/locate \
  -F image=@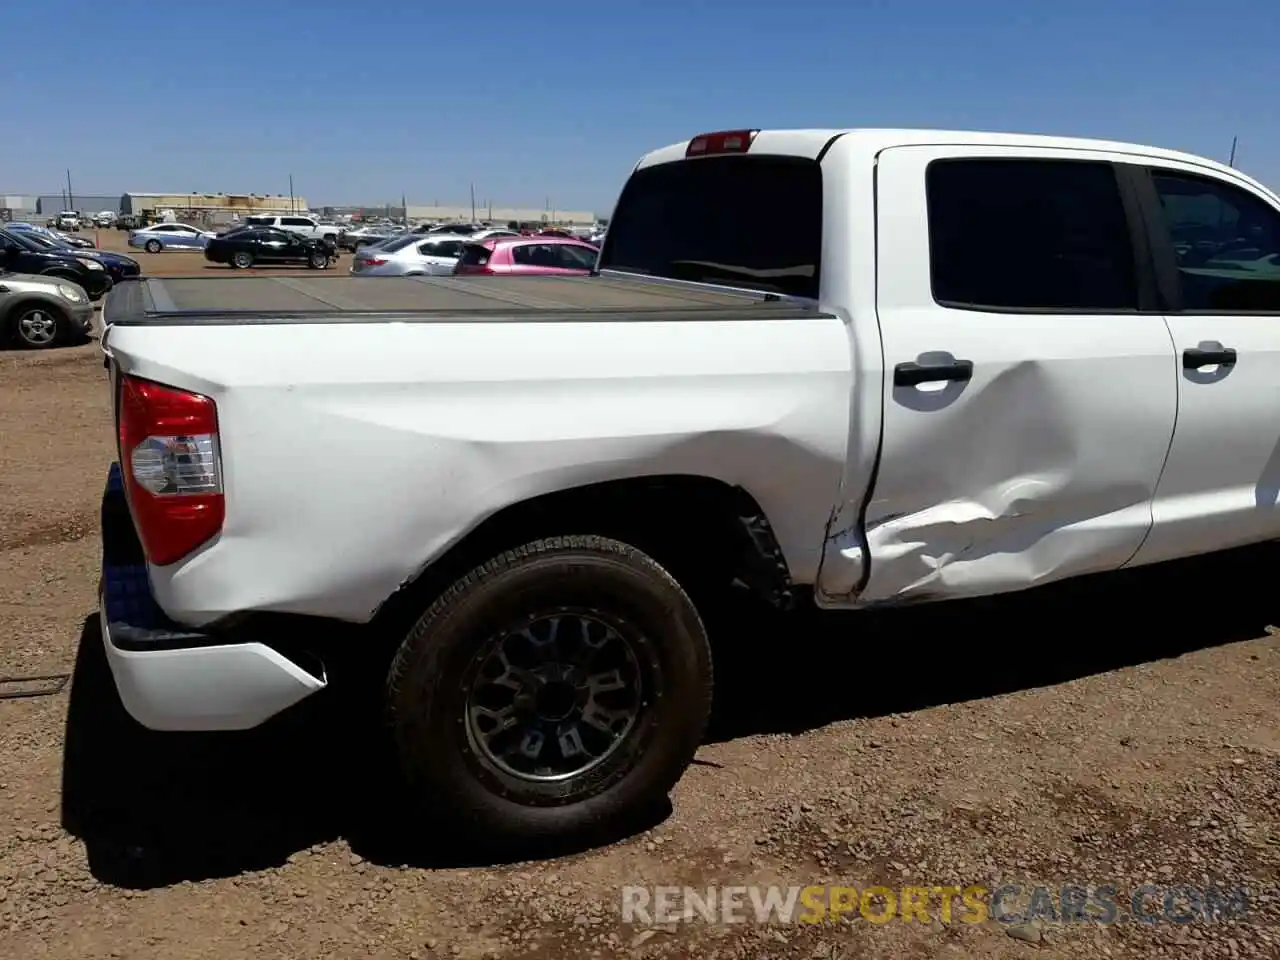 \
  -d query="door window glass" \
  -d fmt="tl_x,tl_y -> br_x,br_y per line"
927,158 -> 1139,311
1149,171 -> 1280,312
